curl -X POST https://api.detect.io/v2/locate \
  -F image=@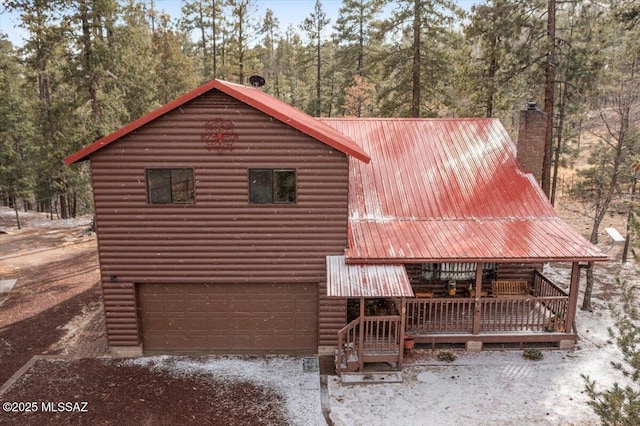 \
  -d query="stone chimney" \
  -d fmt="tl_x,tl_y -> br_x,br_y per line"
517,102 -> 547,188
